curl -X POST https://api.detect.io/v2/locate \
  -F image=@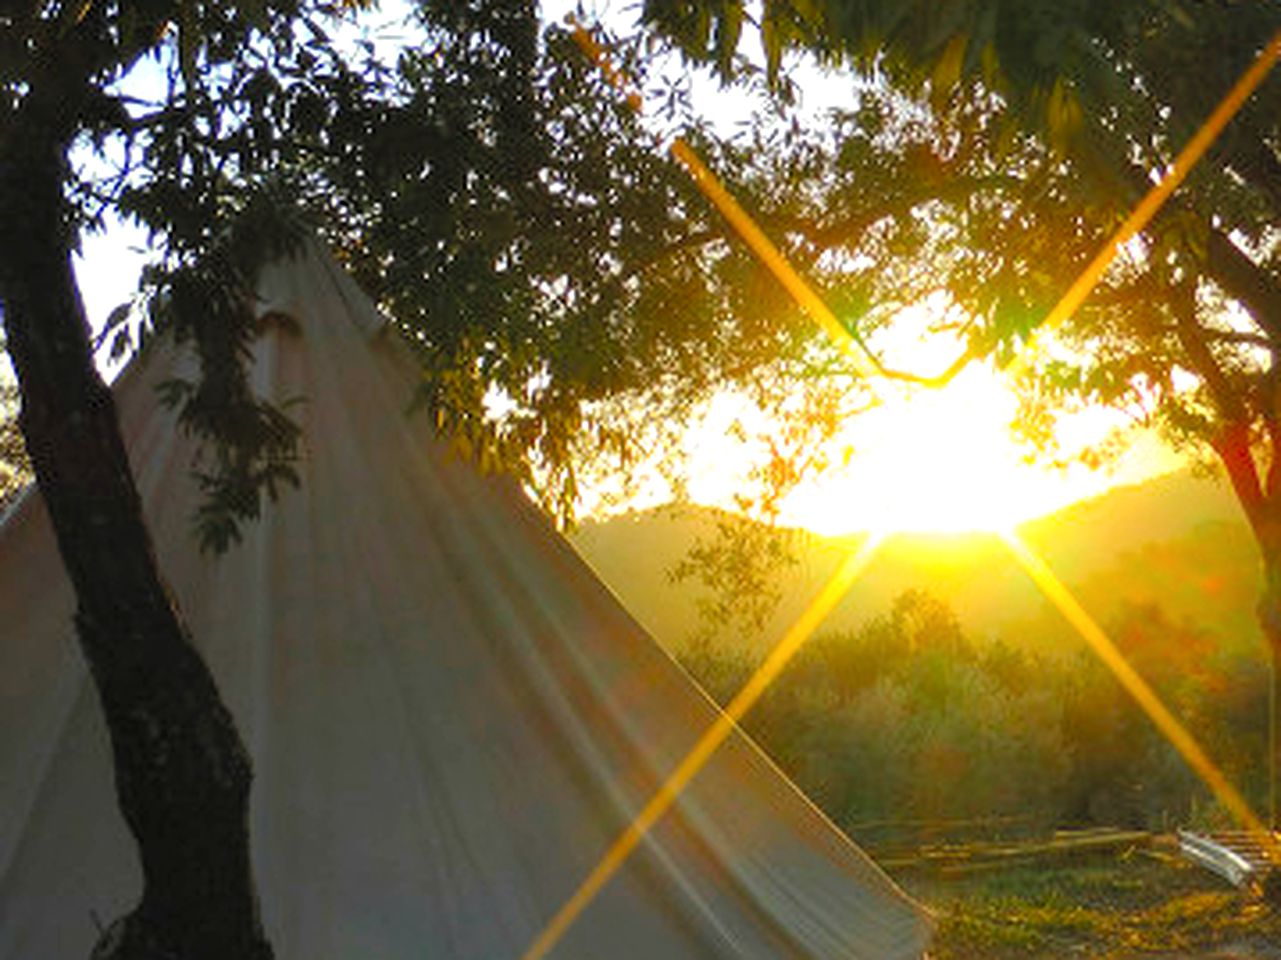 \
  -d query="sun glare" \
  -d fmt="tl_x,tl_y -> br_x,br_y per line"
787,369 -> 1032,534
779,365 -> 1175,536
676,358 -> 1179,538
